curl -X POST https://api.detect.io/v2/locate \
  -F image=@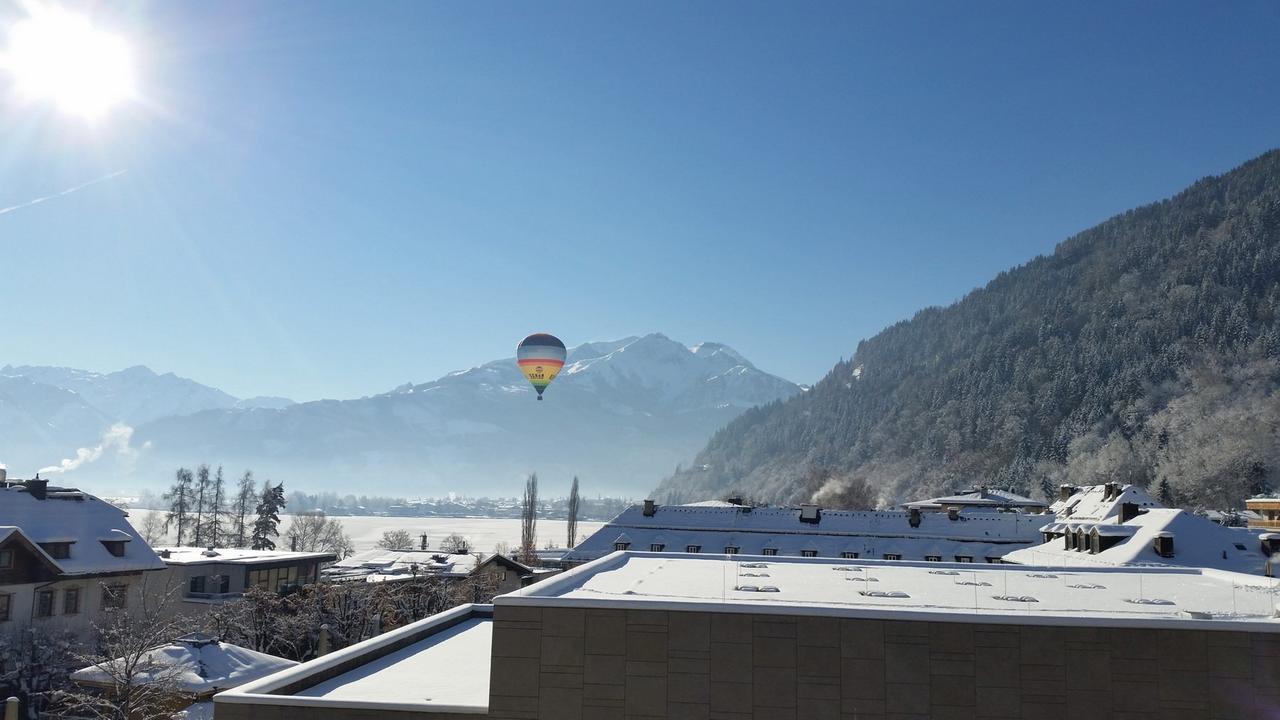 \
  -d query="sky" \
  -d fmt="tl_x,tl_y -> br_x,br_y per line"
1,0 -> 1278,401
